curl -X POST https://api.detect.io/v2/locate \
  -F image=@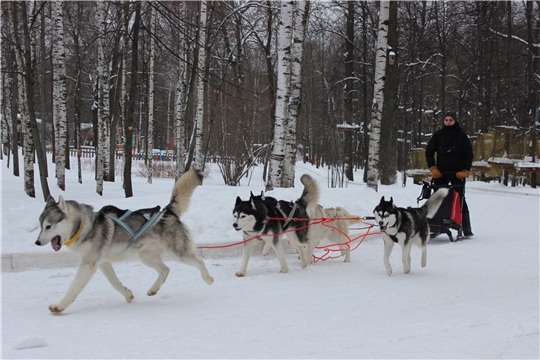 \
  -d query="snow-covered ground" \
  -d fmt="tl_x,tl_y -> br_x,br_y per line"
2,155 -> 539,359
